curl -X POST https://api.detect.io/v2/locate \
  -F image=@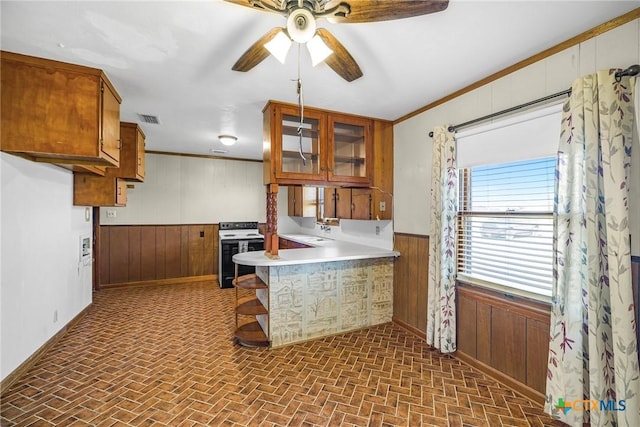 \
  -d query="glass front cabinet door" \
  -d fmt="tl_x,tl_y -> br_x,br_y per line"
272,103 -> 326,183
265,101 -> 373,187
328,113 -> 372,186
